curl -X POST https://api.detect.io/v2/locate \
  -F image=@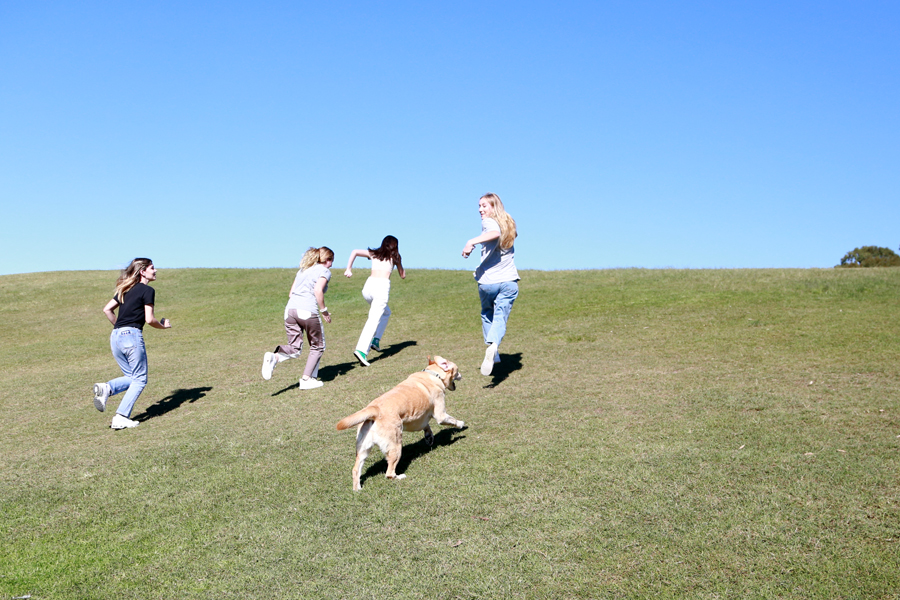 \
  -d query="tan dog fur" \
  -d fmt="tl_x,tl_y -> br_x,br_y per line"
336,356 -> 465,490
